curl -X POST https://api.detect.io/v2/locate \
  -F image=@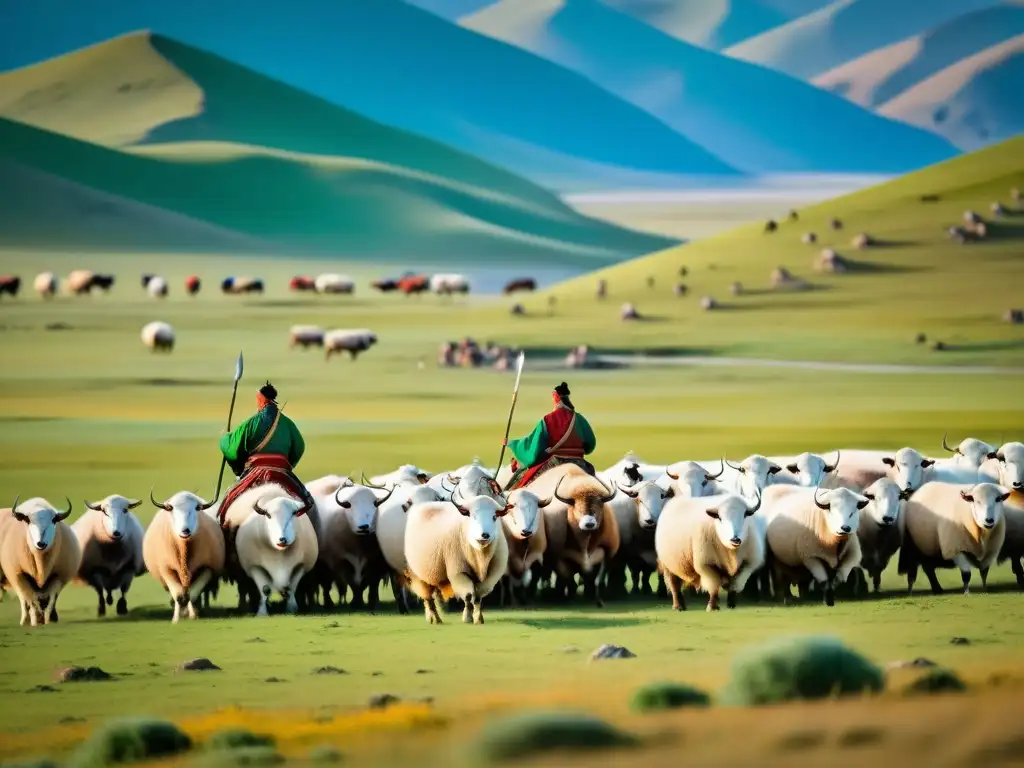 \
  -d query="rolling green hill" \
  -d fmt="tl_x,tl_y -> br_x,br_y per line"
494,137 -> 1024,366
0,32 -> 674,261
